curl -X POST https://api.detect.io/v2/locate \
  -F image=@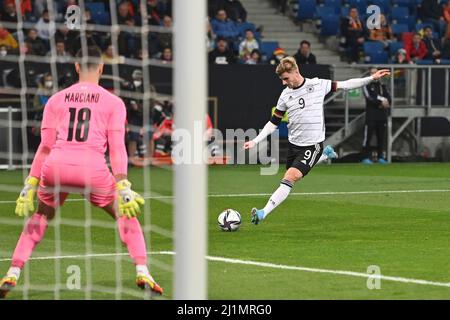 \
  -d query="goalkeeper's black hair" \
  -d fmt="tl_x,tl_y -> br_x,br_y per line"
75,46 -> 102,71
